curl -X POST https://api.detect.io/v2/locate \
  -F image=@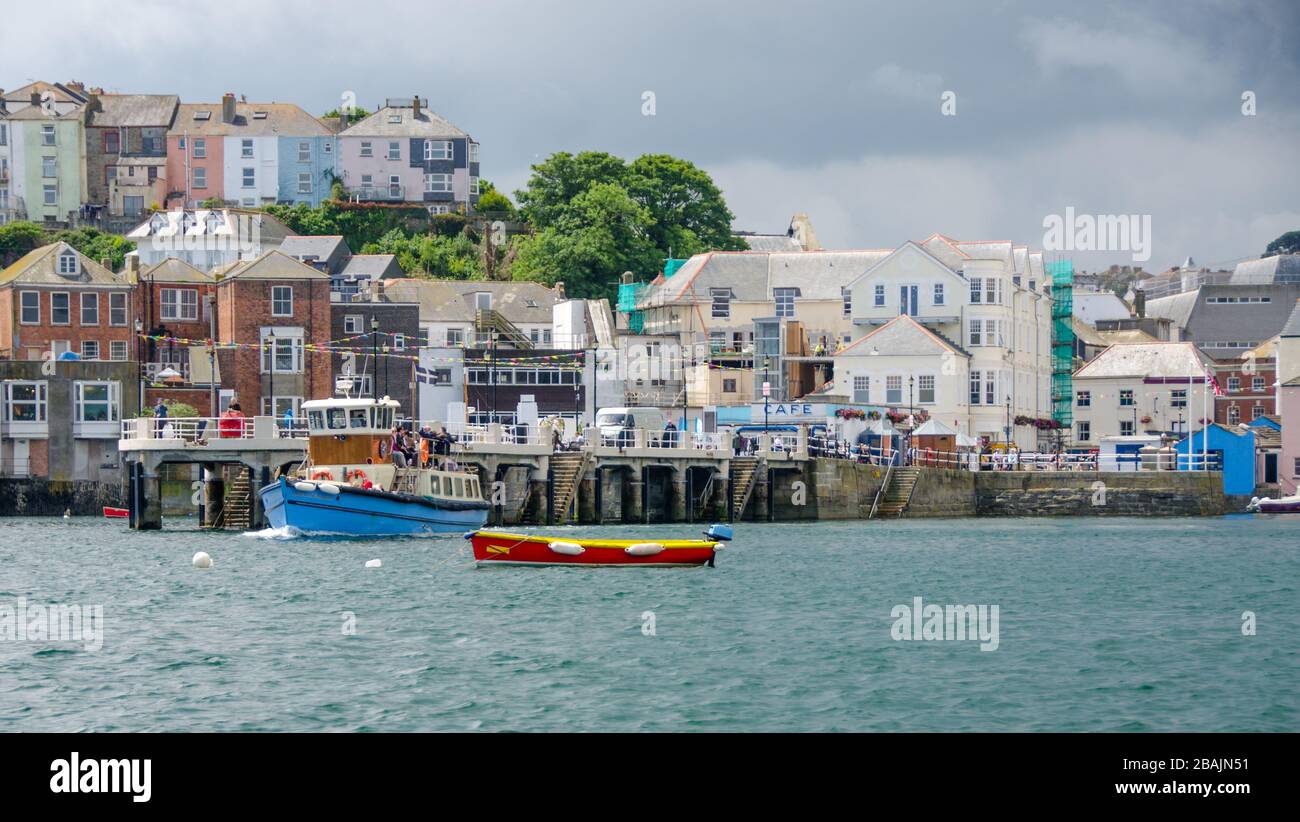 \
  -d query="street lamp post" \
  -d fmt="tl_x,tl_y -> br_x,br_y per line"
369,317 -> 379,399
267,331 -> 276,417
1004,395 -> 1012,448
908,375 -> 915,466
763,356 -> 771,434
381,342 -> 390,399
